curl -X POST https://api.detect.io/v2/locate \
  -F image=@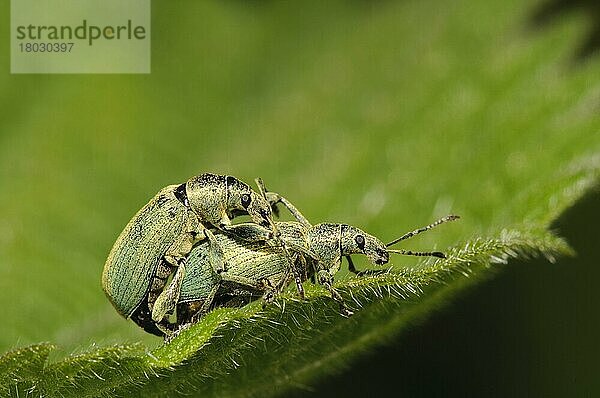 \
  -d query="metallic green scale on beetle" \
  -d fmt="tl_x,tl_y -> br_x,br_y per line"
102,185 -> 187,318
179,222 -> 307,305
